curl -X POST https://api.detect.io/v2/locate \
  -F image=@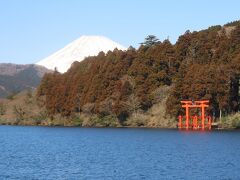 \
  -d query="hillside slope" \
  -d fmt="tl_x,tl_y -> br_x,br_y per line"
37,21 -> 240,127
0,63 -> 51,98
